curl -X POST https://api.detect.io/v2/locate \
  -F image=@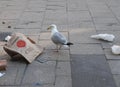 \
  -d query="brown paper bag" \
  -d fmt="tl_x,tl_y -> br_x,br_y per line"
3,33 -> 43,63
